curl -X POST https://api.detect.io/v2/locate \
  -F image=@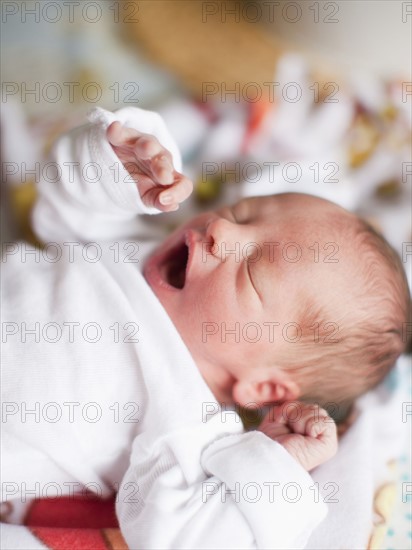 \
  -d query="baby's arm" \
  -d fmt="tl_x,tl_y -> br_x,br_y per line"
32,107 -> 191,243
117,419 -> 329,550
